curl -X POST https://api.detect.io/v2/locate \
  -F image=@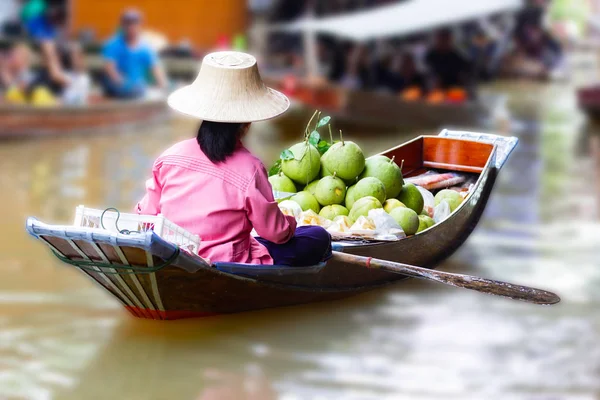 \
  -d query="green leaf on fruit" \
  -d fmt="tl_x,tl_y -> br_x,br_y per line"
308,131 -> 320,146
280,149 -> 294,161
317,140 -> 330,155
317,116 -> 331,128
268,159 -> 282,176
